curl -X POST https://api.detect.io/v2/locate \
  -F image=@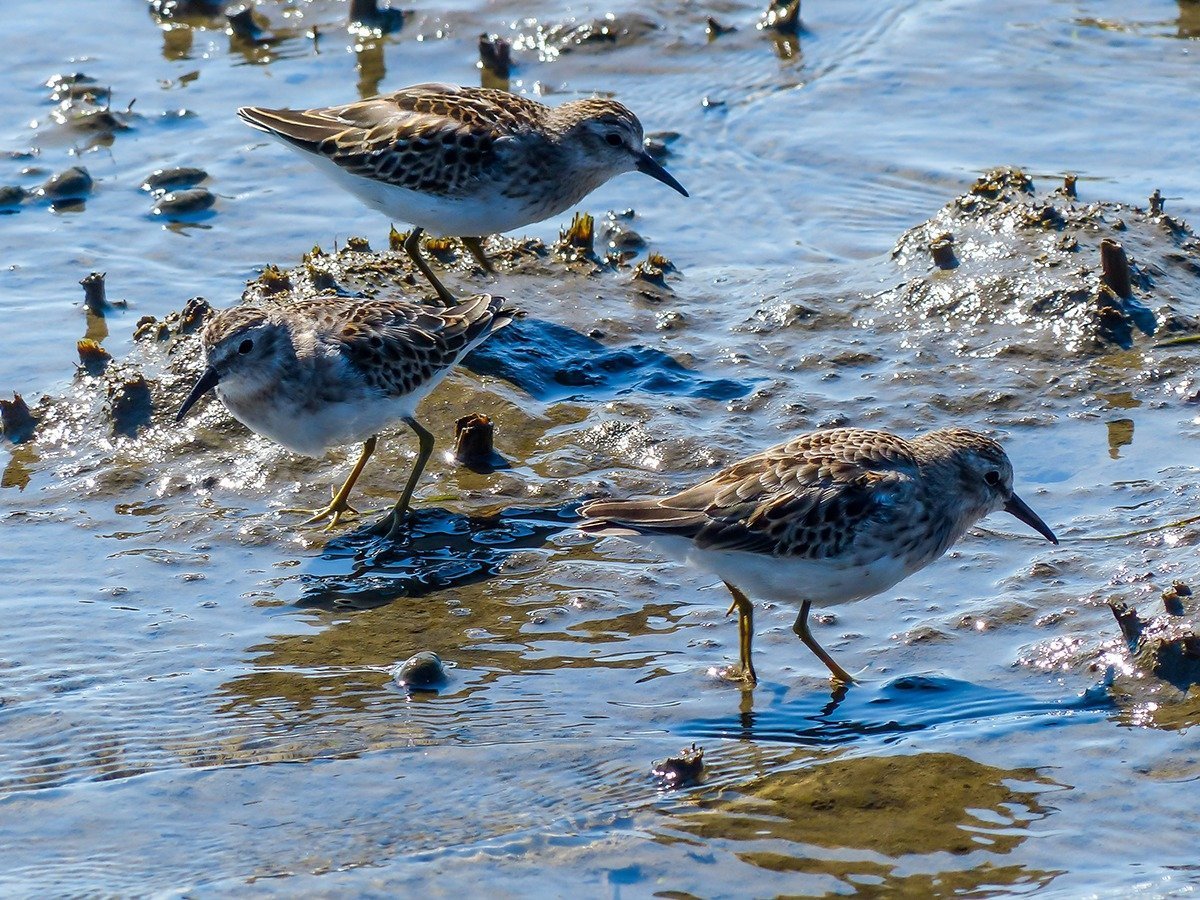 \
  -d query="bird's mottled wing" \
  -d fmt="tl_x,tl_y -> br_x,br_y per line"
294,293 -> 510,398
582,429 -> 923,559
239,84 -> 549,197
